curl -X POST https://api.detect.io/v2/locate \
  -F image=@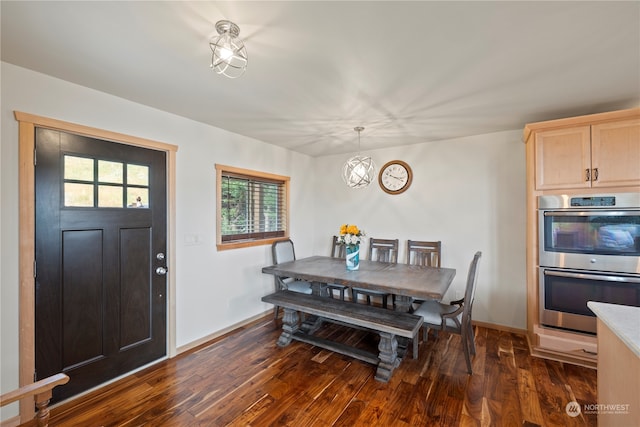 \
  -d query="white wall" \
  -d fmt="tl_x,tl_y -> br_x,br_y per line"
0,62 -> 316,419
1,61 -> 527,420
312,131 -> 527,329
